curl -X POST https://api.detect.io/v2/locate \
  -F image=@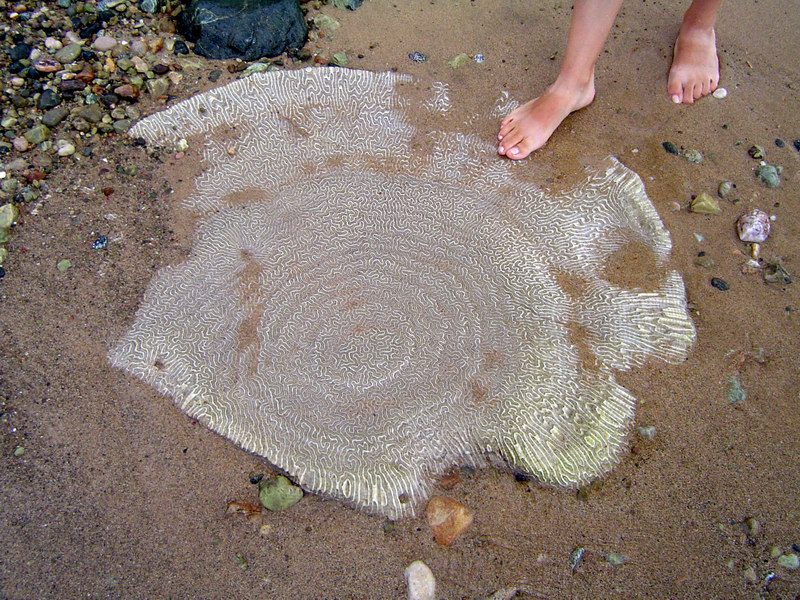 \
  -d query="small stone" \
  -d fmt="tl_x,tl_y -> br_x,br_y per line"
770,546 -> 782,558
13,445 -> 25,457
12,137 -> 29,152
774,138 -> 785,148
689,192 -> 721,215
426,496 -> 473,546
114,84 -> 140,100
717,181 -> 735,199
145,77 -> 169,97
42,106 -> 69,127
408,51 -> 427,63
727,375 -> 746,404
37,89 -> 62,110
257,475 -> 303,511
448,53 -> 470,69
638,425 -> 657,440
745,517 -> 760,537
737,209 -> 770,243
93,35 -> 117,51
778,554 -> 800,570
712,87 -> 727,99
693,255 -> 715,269
569,546 -> 586,572
175,138 -> 189,152
132,56 -> 149,73
313,14 -> 340,37
56,258 -> 72,272
56,140 -> 75,157
153,64 -> 170,76
234,553 -> 248,571
173,40 -> 189,55
710,277 -> 729,291
9,43 -> 32,62
77,103 -> 104,123
756,164 -> 781,188
0,204 -> 16,229
139,0 -> 159,13
763,259 -> 792,285
112,119 -> 132,134
793,139 -> 800,152
0,247 -> 7,265
330,51 -> 348,67
743,566 -> 758,584
473,53 -> 485,63
55,43 -> 82,64
23,124 -> 50,145
92,234 -> 108,249
748,145 -> 765,159
607,552 -> 627,566
59,79 -> 86,93
683,148 -> 703,164
405,561 -> 435,600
